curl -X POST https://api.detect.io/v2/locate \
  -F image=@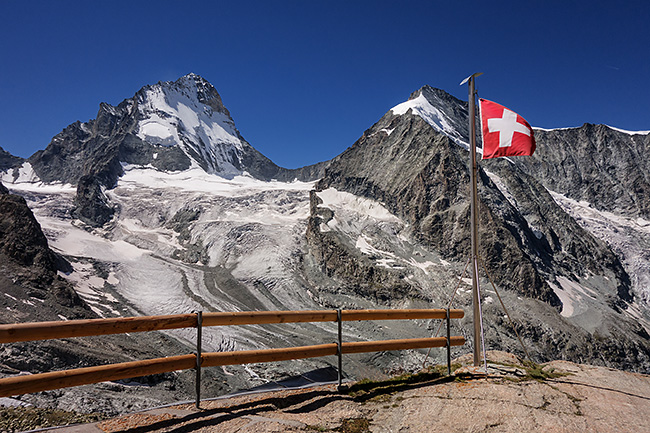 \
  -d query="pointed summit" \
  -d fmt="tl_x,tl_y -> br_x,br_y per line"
391,85 -> 470,148
20,74 -> 326,226
26,74 -> 270,186
134,73 -> 244,176
156,73 -> 231,116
